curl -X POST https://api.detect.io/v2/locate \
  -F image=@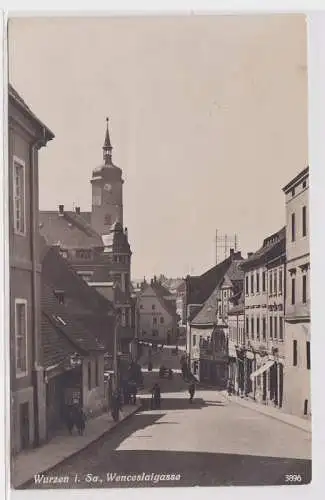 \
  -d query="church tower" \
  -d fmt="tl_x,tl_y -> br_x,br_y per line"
91,118 -> 124,235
